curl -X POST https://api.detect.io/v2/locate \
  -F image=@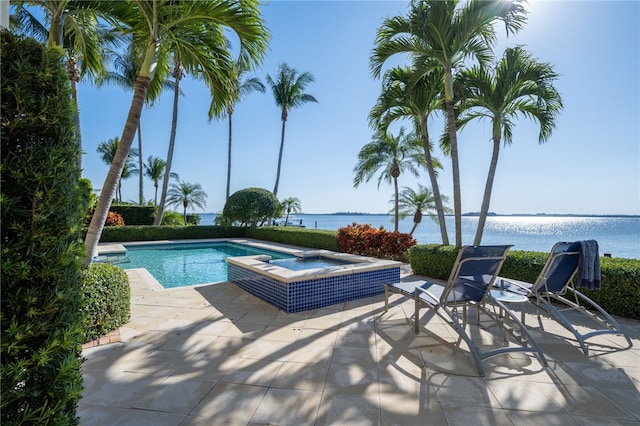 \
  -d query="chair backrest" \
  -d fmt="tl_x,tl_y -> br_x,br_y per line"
443,245 -> 513,303
532,241 -> 581,294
